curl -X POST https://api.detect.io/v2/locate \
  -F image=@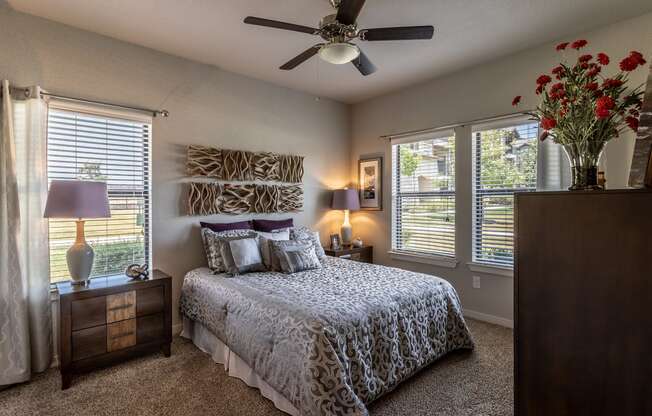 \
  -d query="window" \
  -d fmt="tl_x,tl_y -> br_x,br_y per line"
47,104 -> 151,283
472,120 -> 538,267
392,132 -> 456,257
